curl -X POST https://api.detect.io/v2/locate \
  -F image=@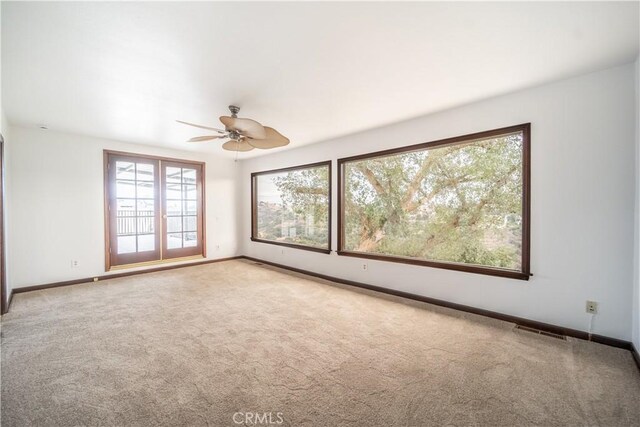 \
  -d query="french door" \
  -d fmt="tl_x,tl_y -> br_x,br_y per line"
161,161 -> 204,259
105,151 -> 205,269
